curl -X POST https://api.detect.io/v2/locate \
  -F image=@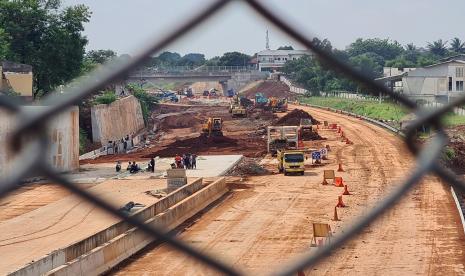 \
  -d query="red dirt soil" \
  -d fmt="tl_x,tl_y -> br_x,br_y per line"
275,109 -> 320,125
241,80 -> 296,99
